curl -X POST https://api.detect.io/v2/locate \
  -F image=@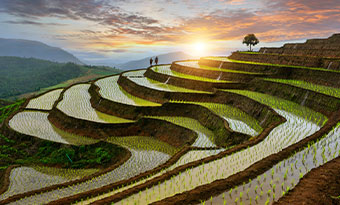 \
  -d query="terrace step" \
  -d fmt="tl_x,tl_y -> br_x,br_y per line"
229,51 -> 340,71
145,65 -> 243,92
260,33 -> 340,58
171,60 -> 267,82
